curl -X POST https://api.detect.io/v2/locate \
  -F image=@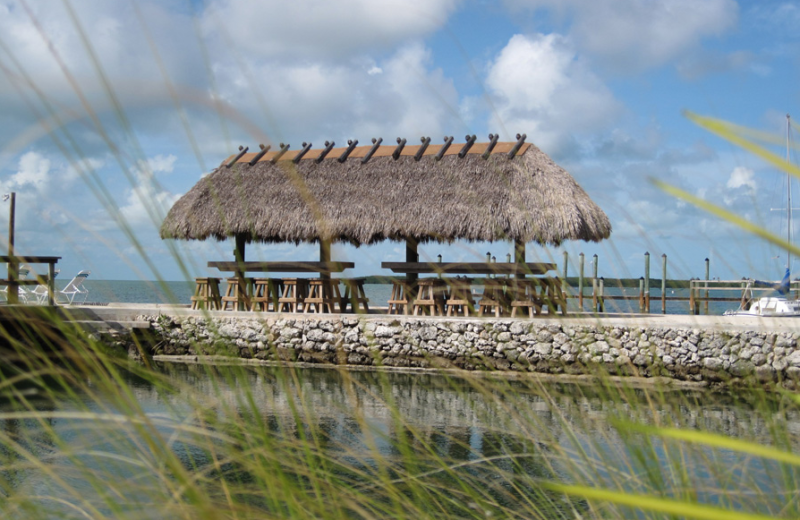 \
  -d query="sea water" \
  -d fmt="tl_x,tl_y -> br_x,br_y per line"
0,363 -> 795,518
67,280 -> 735,315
